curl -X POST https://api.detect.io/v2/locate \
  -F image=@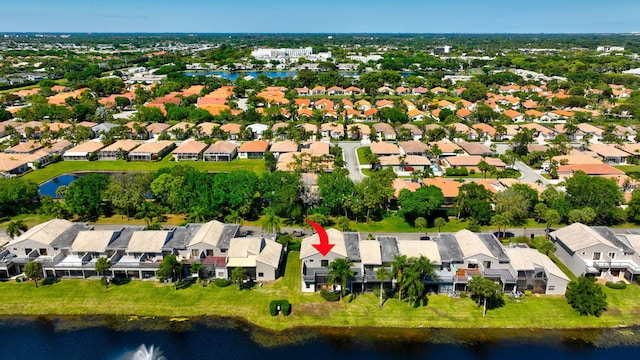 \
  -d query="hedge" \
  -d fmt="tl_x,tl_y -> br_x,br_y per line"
605,281 -> 627,290
320,289 -> 340,301
445,167 -> 468,176
214,278 -> 232,287
269,300 -> 291,316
